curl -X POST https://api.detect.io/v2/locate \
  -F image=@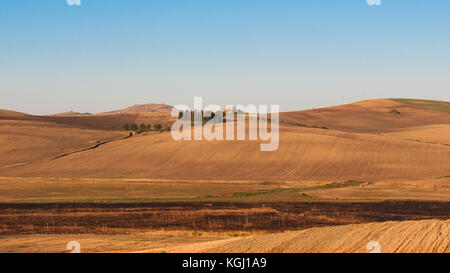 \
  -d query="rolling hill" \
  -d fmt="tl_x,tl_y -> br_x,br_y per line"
280,99 -> 450,132
0,99 -> 448,182
0,99 -> 449,182
99,103 -> 173,115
